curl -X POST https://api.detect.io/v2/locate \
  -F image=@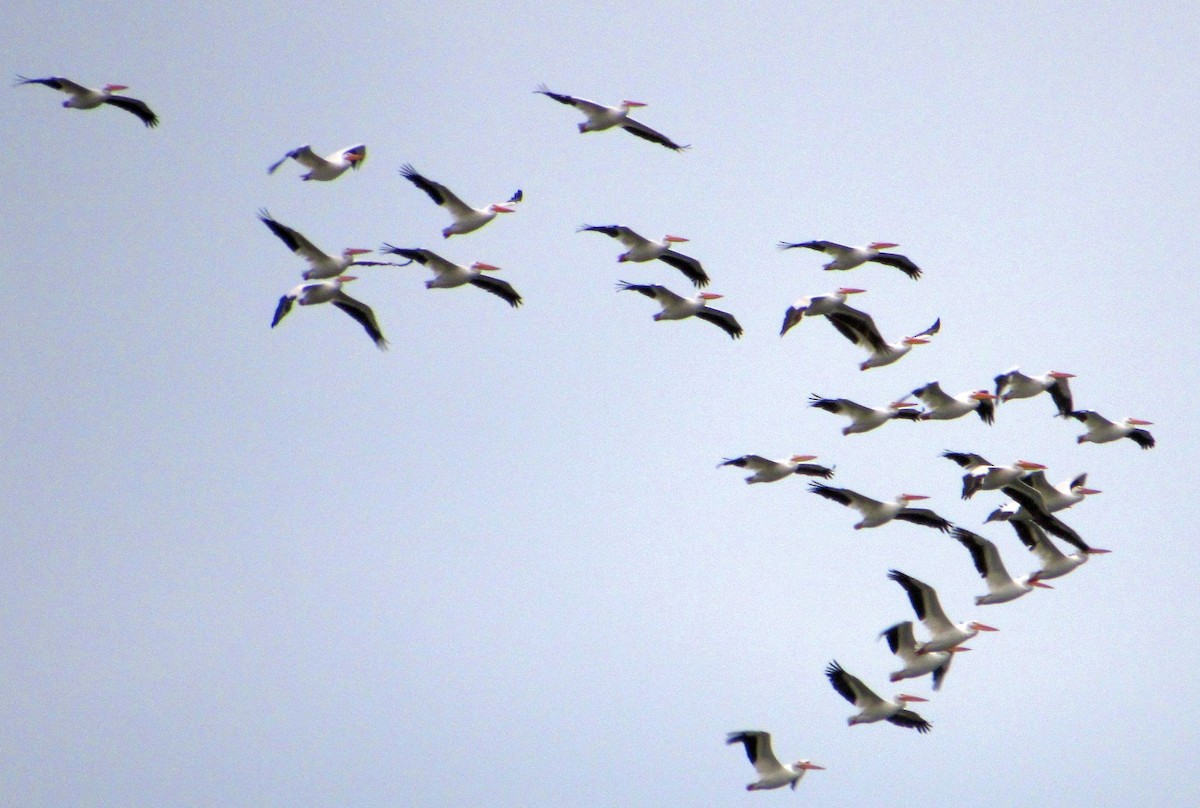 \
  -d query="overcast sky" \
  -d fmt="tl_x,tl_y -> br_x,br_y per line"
3,2 -> 1198,806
